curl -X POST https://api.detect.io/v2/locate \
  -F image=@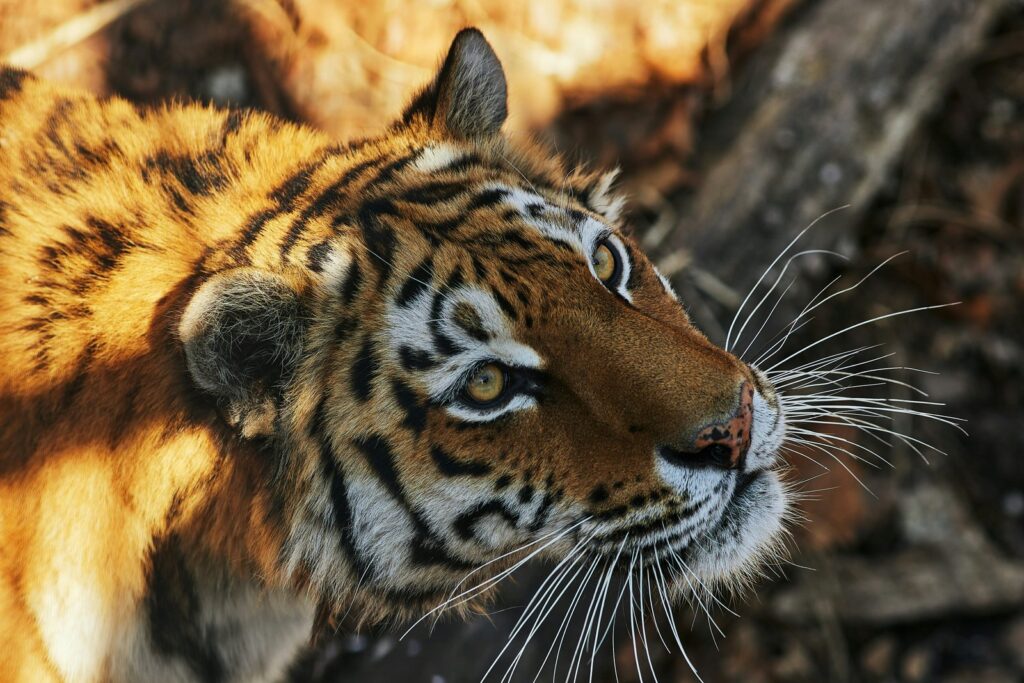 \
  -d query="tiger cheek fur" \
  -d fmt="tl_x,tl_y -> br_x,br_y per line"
0,28 -> 788,682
